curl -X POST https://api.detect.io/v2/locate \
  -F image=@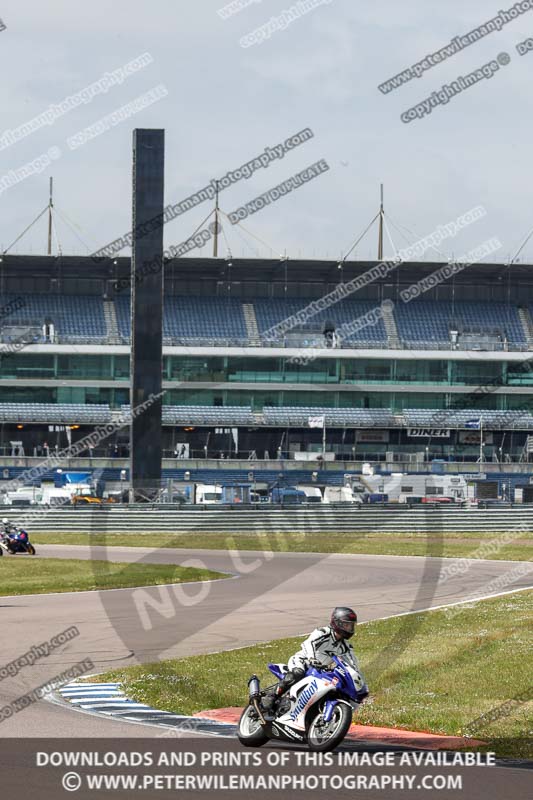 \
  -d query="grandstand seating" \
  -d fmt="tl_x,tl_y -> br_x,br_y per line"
121,405 -> 255,425
0,403 -> 533,430
403,408 -> 533,429
114,295 -> 248,343
253,298 -> 387,344
395,301 -> 526,347
0,292 -> 528,351
1,403 -> 532,428
0,294 -> 106,341
263,406 -> 399,426
0,403 -> 111,423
